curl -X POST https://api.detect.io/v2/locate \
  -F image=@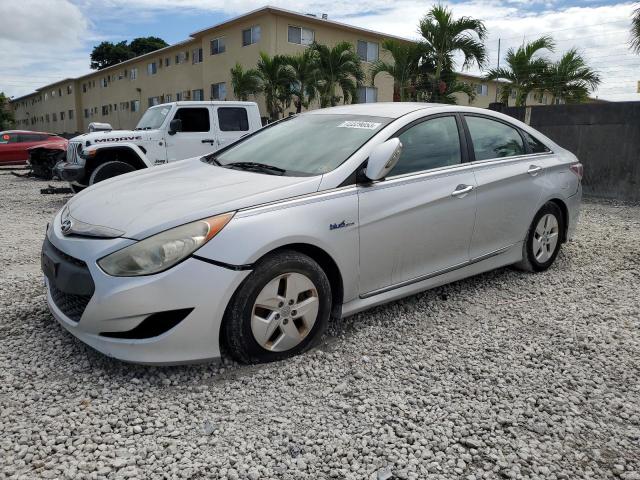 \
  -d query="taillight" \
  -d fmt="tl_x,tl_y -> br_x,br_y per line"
569,162 -> 583,180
